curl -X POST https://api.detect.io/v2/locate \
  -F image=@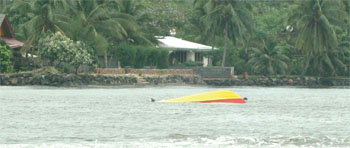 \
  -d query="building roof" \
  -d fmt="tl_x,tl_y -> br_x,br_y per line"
0,14 -> 15,38
1,37 -> 24,48
156,36 -> 216,52
0,14 -> 23,48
